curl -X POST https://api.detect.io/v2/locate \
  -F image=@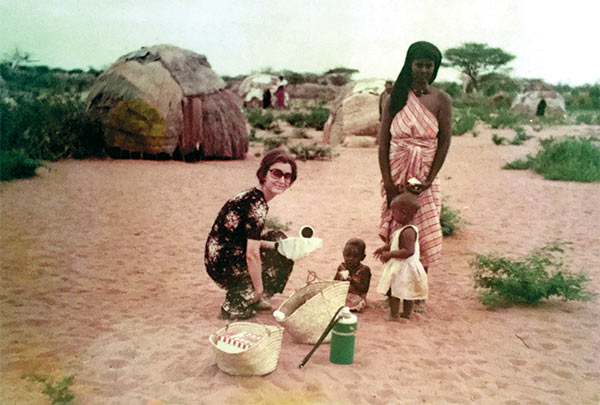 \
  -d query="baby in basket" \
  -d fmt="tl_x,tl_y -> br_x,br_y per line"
334,238 -> 372,312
